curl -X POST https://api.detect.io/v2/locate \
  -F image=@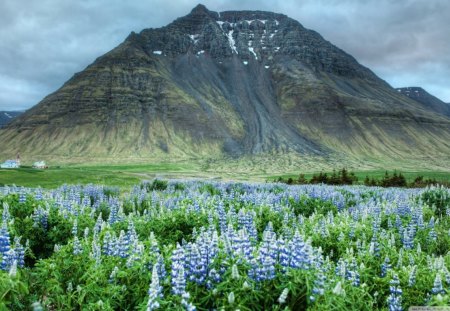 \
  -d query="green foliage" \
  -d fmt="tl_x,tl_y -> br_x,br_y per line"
143,179 -> 168,191
289,196 -> 338,218
420,185 -> 450,219
0,271 -> 29,310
